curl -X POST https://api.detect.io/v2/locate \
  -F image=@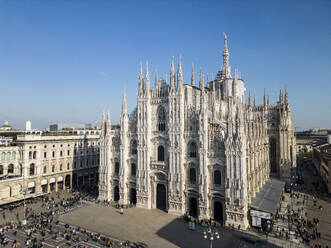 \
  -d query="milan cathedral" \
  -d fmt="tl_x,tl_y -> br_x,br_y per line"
98,35 -> 296,229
